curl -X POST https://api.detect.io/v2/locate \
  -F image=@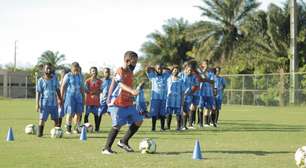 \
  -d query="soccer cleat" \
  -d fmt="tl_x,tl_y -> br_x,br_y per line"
101,148 -> 117,155
117,140 -> 134,152
210,123 -> 214,127
204,124 -> 210,127
188,126 -> 196,130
